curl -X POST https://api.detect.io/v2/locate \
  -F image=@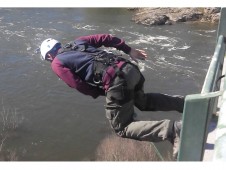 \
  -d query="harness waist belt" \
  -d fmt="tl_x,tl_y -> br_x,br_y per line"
102,61 -> 126,91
